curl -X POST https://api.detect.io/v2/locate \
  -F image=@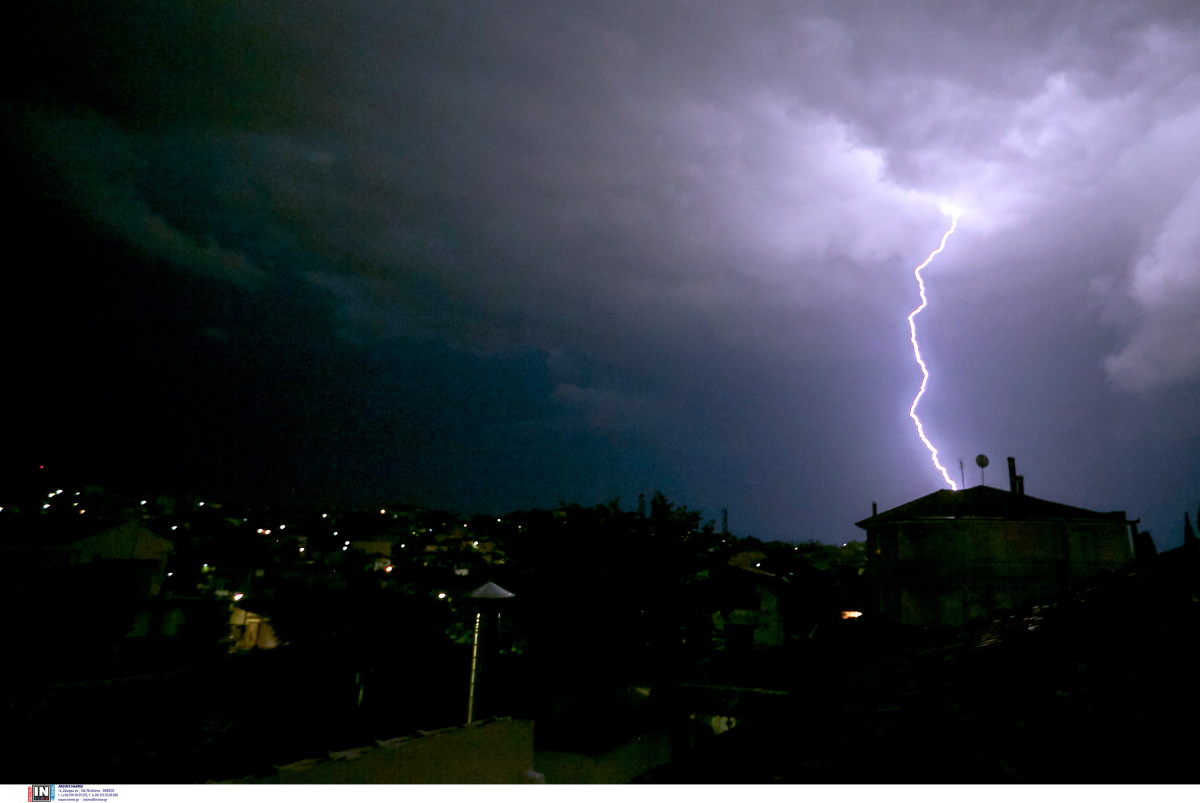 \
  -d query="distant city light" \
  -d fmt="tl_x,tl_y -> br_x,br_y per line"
380,509 -> 386,515
298,548 -> 305,553
167,572 -> 173,577
141,500 -> 147,505
279,524 -> 285,529
322,513 -> 328,518
171,526 -> 178,530
437,592 -> 446,599
342,546 -> 348,551
384,565 -> 394,573
233,593 -> 244,601
400,544 -> 405,548
841,611 -> 863,619
198,502 -> 204,506
43,504 -> 50,509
